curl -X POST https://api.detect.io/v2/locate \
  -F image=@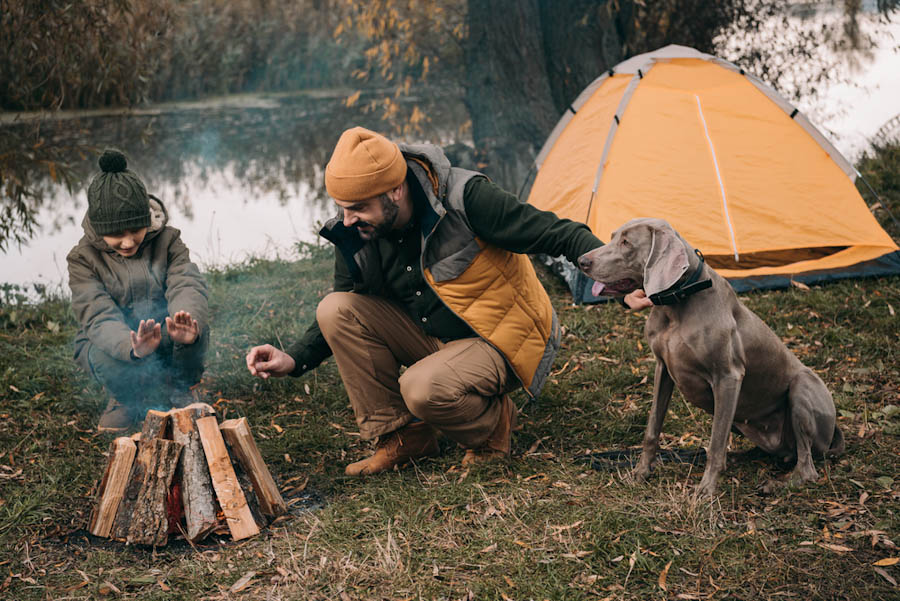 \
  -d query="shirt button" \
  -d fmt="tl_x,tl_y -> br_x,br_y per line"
421,317 -> 427,323
302,364 -> 307,370
415,290 -> 422,296
406,266 -> 413,272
